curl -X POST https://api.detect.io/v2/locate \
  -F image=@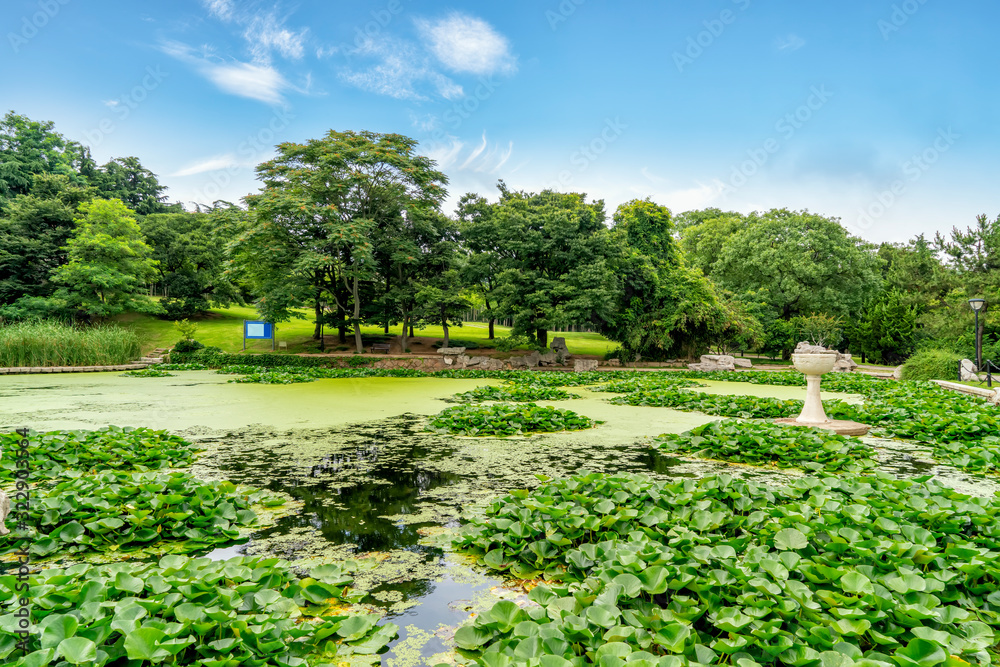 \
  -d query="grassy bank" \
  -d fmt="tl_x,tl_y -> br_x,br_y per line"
0,321 -> 142,367
115,306 -> 616,356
